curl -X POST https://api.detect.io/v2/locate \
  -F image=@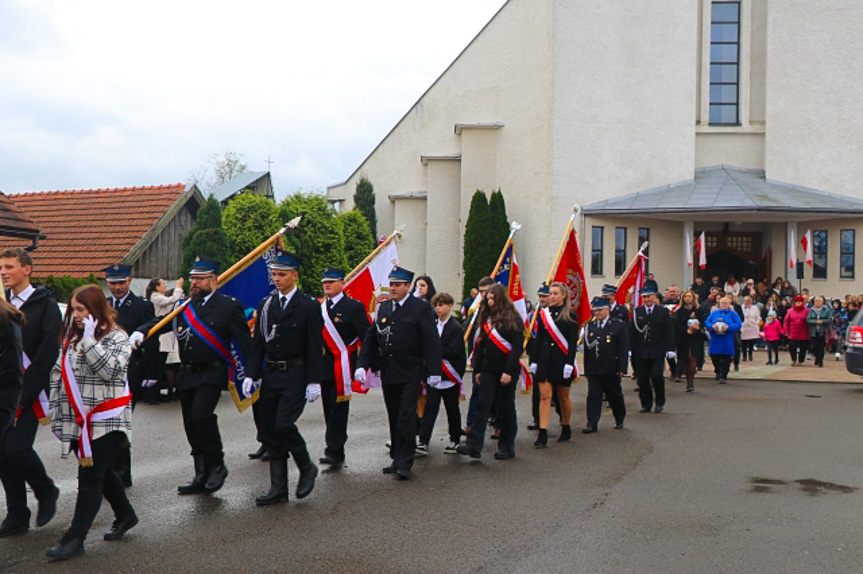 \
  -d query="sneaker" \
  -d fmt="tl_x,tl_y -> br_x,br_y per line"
415,443 -> 428,456
443,441 -> 459,454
